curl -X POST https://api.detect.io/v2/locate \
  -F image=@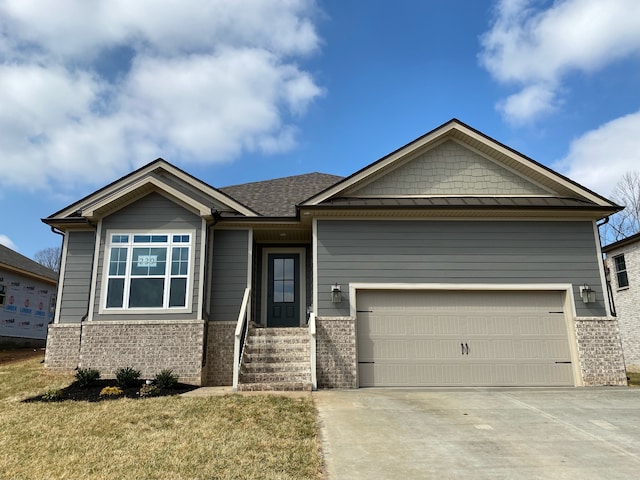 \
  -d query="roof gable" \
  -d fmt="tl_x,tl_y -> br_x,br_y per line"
44,159 -> 258,227
347,139 -> 551,197
301,119 -> 620,211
